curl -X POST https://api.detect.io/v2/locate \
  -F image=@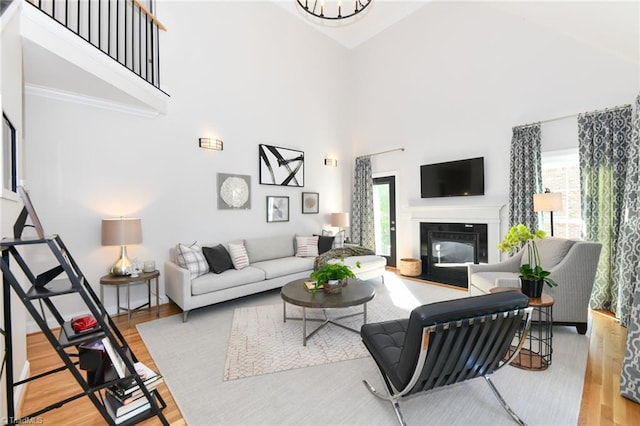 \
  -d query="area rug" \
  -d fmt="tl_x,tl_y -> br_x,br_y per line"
224,298 -> 405,380
138,276 -> 590,425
